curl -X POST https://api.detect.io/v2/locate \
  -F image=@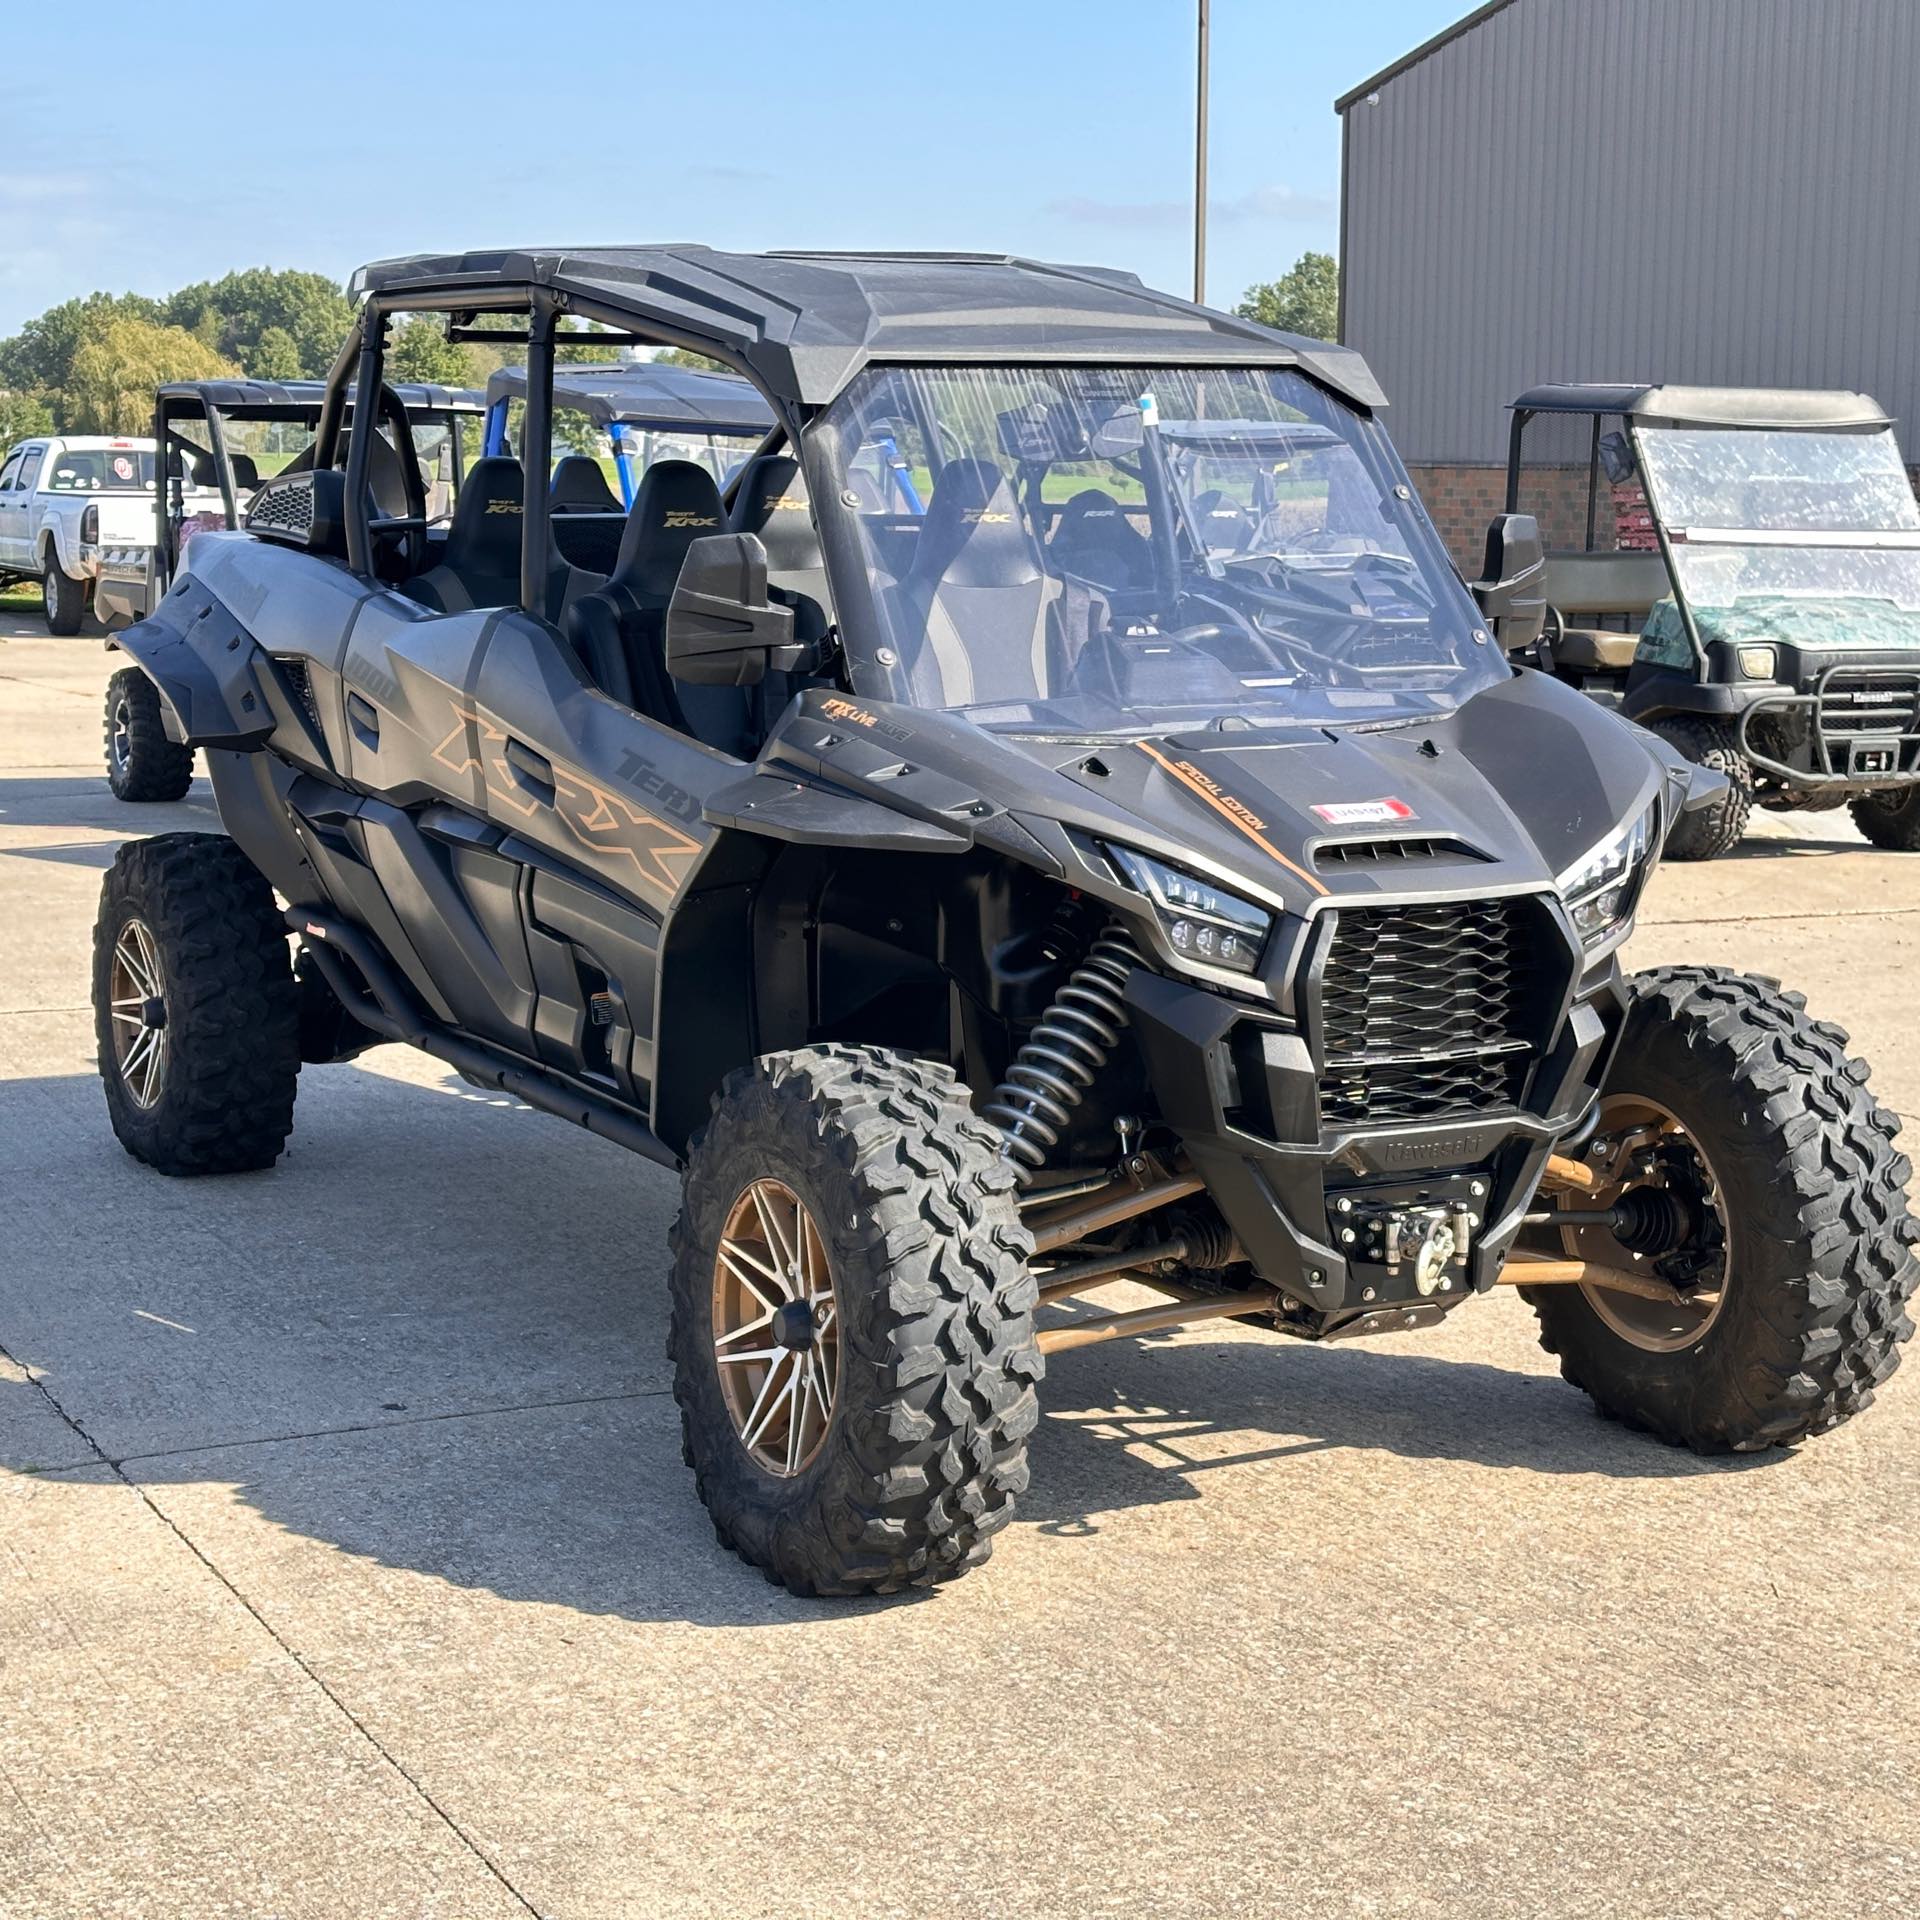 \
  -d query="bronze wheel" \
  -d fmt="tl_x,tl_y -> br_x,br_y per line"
1560,1093 -> 1729,1353
107,916 -> 169,1108
711,1177 -> 840,1477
